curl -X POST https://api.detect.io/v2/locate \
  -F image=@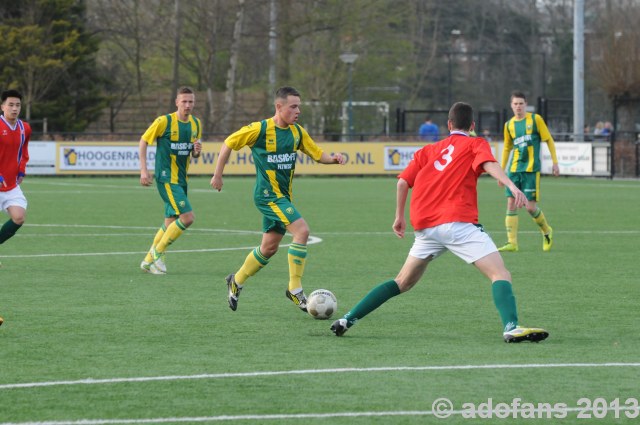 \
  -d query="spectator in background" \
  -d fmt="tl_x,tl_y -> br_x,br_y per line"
601,121 -> 613,137
482,128 -> 493,141
593,121 -> 604,136
418,116 -> 439,141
